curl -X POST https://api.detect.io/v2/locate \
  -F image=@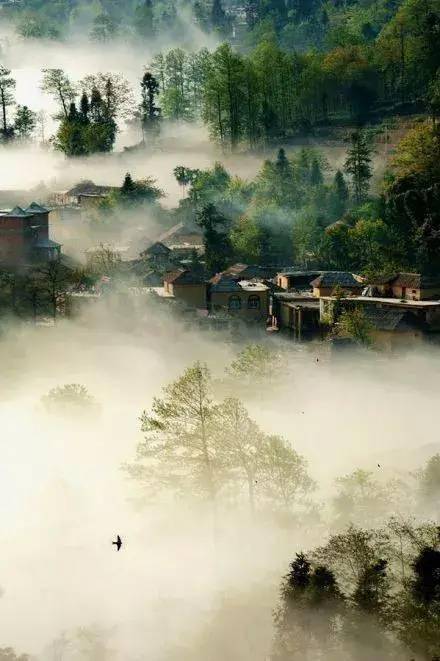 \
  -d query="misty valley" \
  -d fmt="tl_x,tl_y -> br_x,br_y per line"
0,0 -> 440,659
